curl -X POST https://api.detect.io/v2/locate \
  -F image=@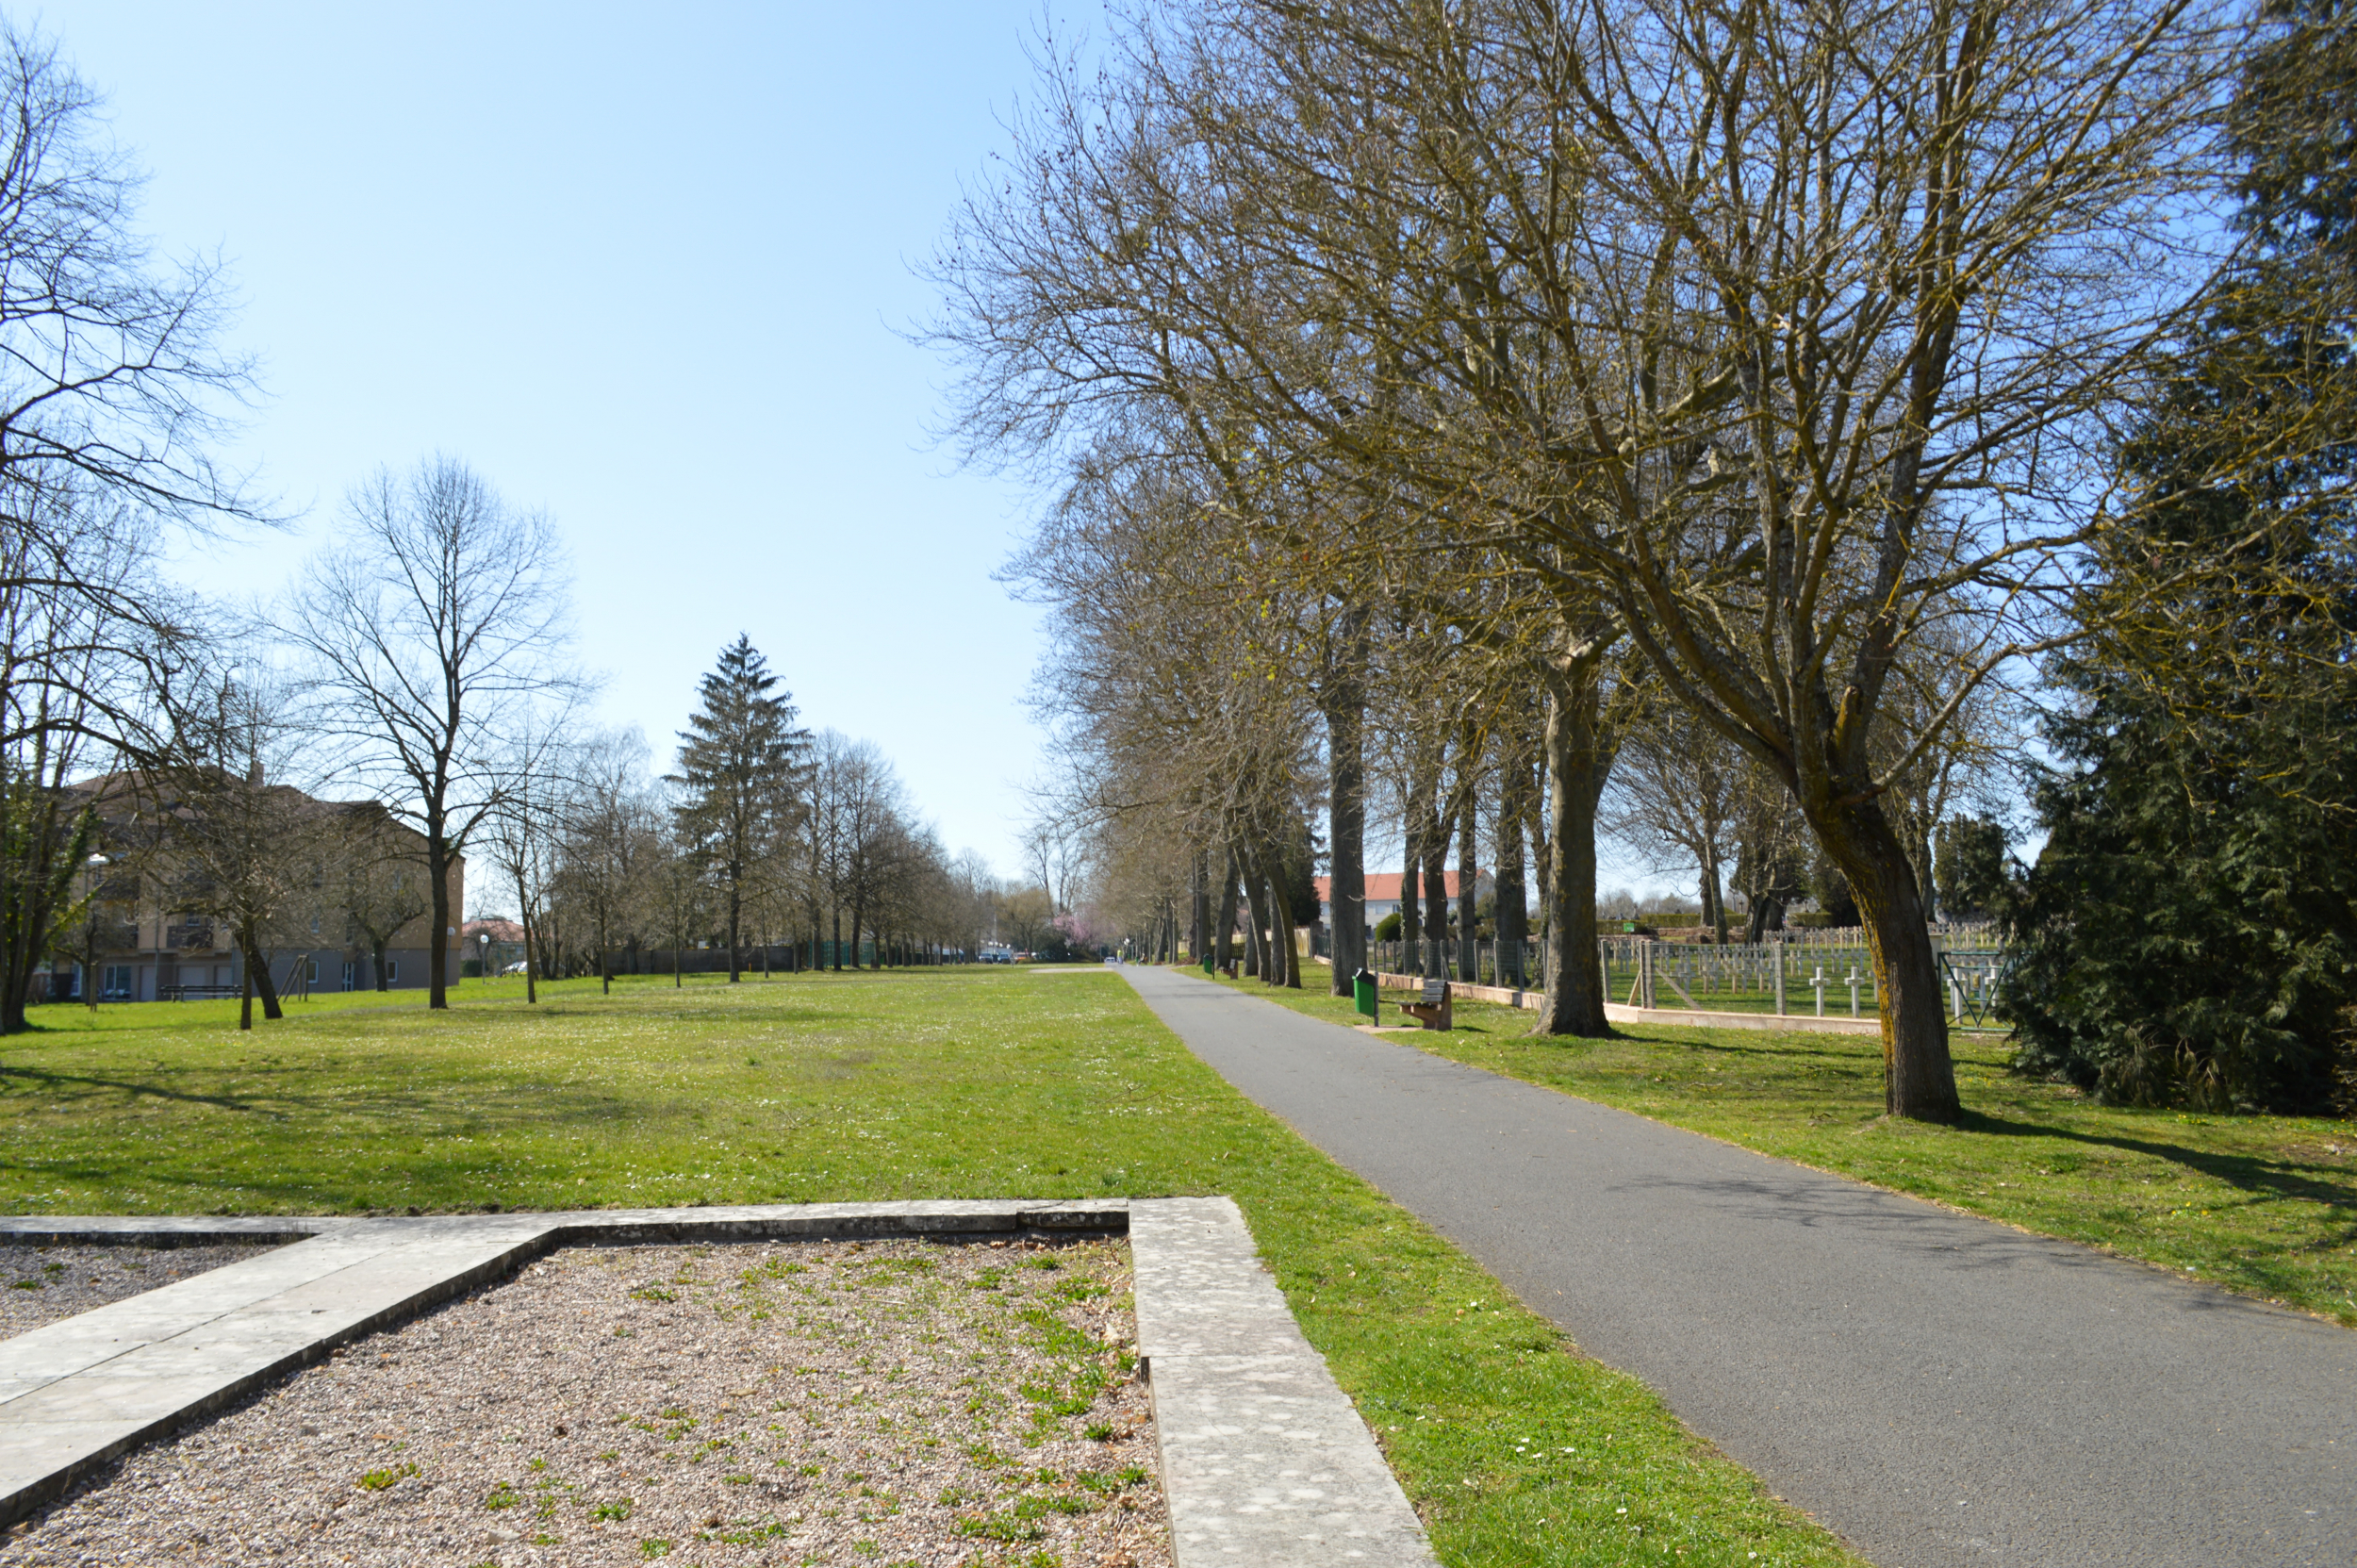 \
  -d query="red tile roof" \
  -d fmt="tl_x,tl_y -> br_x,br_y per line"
1314,871 -> 1479,902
